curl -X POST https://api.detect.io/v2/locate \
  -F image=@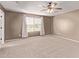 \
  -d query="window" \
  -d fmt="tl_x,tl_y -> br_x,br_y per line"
26,16 -> 42,32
